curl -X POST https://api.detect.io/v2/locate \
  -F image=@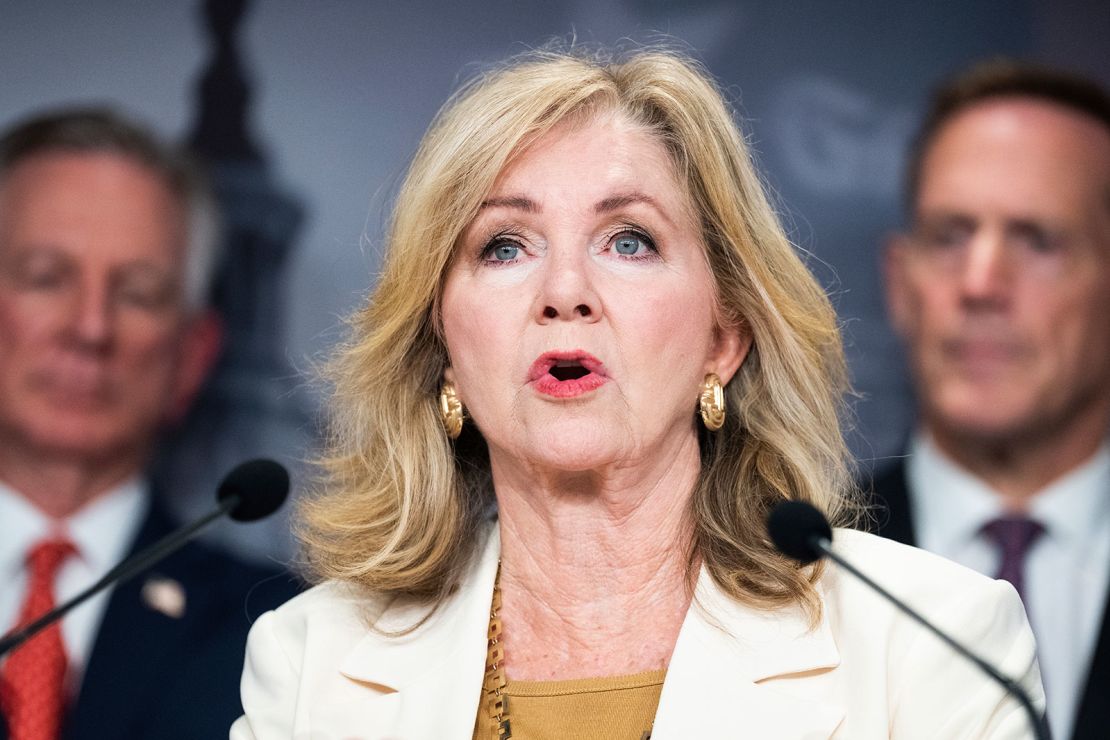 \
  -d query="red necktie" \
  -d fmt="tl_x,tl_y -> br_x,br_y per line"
0,539 -> 76,740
